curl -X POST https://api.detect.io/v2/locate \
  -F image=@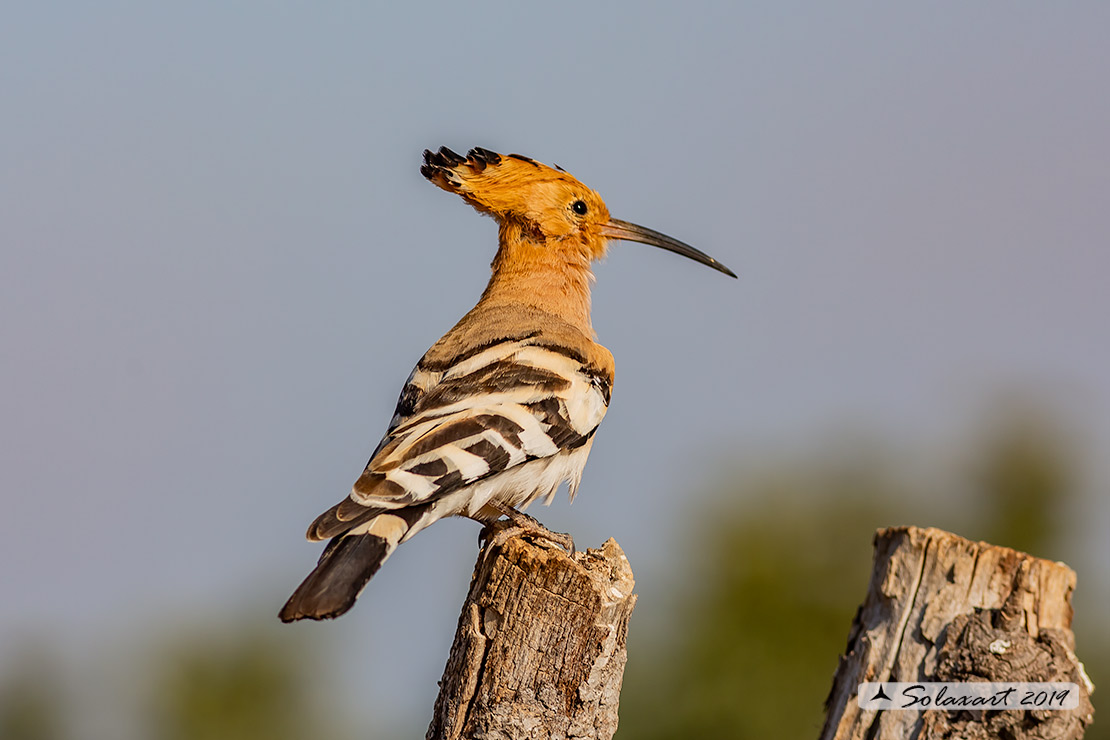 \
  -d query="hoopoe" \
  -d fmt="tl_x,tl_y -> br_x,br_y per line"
279,147 -> 734,622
